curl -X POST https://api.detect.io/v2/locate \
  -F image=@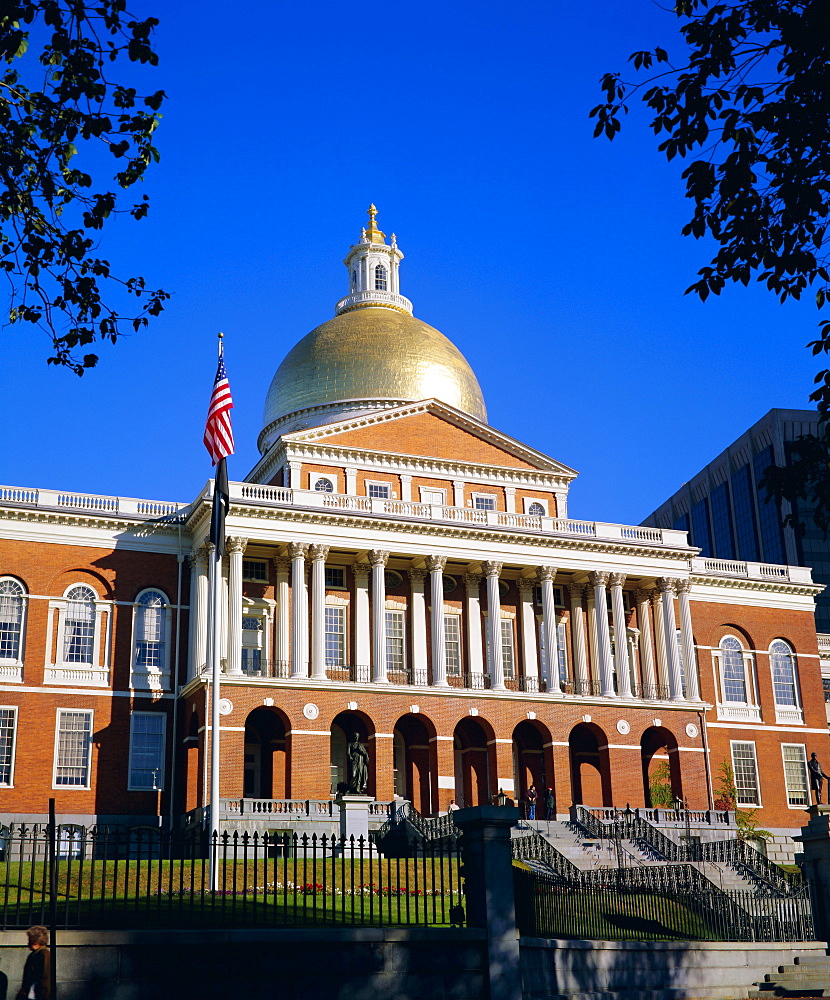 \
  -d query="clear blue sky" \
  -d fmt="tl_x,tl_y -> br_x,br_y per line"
3,0 -> 820,526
